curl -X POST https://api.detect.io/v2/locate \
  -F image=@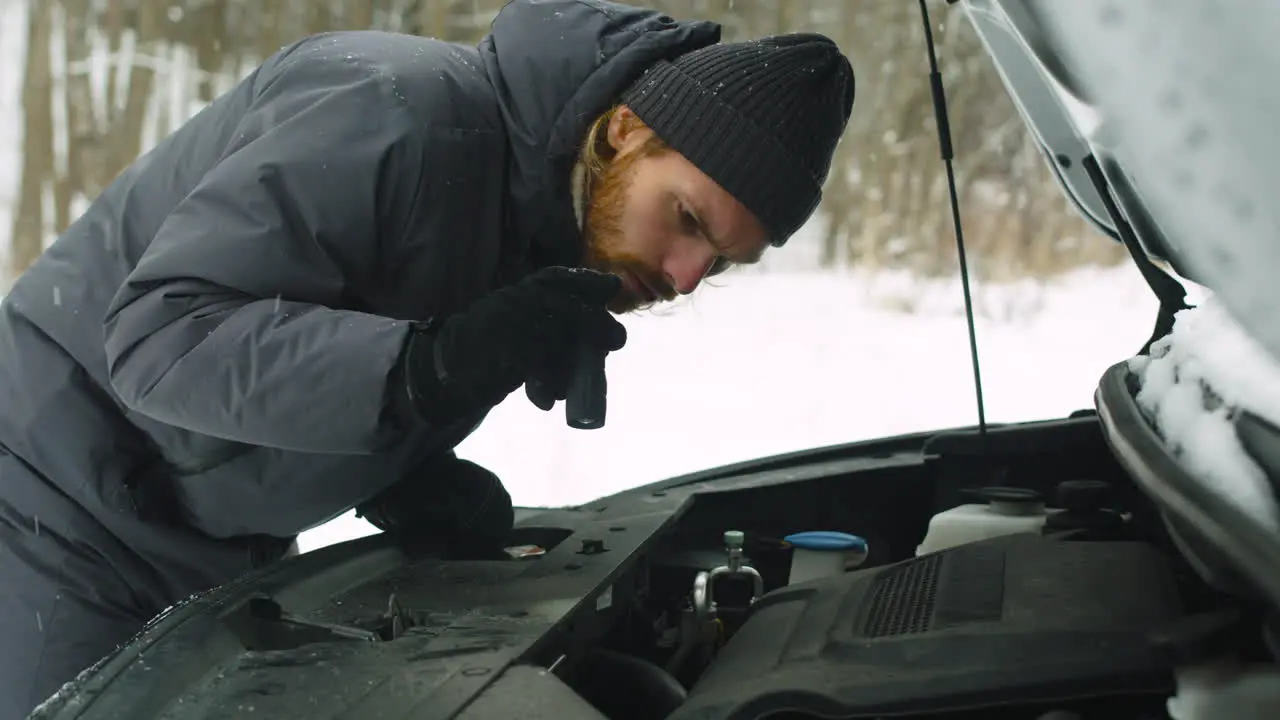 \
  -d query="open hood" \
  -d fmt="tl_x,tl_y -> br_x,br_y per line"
959,0 -> 1280,362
